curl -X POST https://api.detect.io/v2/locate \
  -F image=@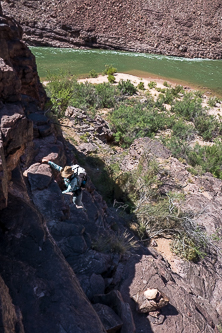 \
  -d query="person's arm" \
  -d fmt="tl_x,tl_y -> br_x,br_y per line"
48,161 -> 63,172
62,183 -> 73,194
42,158 -> 63,172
